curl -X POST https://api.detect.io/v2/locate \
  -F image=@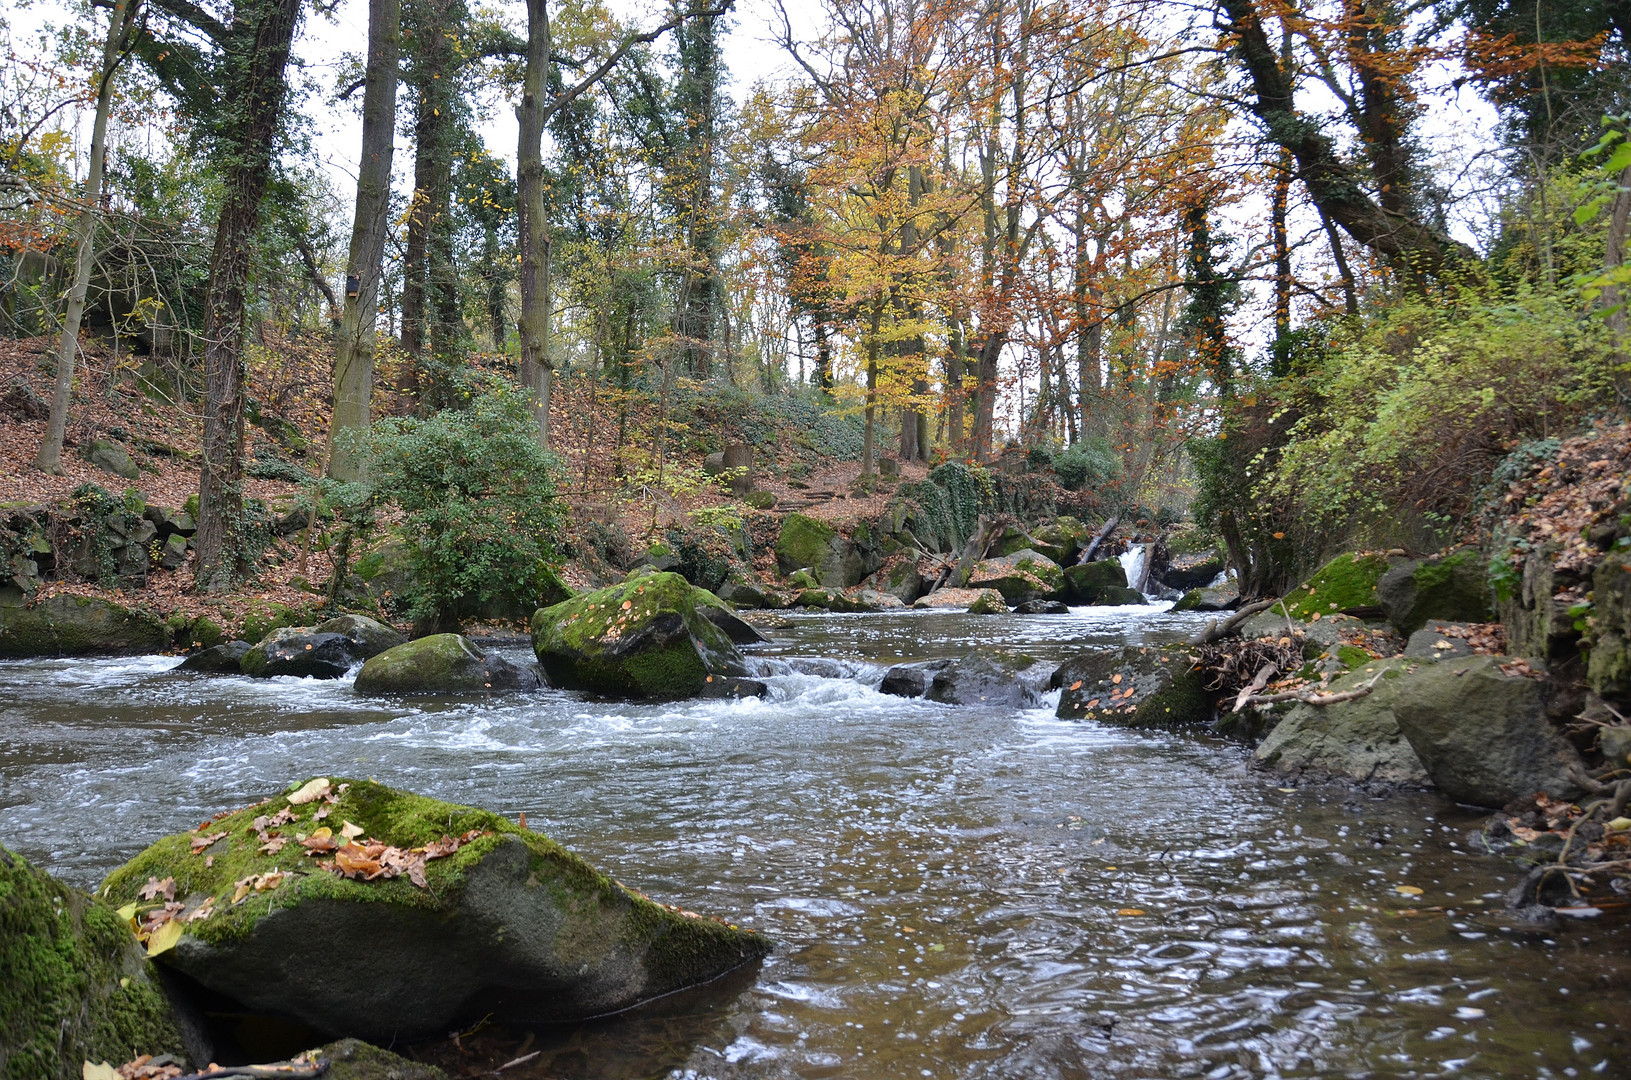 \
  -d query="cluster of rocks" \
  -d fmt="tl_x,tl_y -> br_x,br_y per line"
2,780 -> 769,1080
